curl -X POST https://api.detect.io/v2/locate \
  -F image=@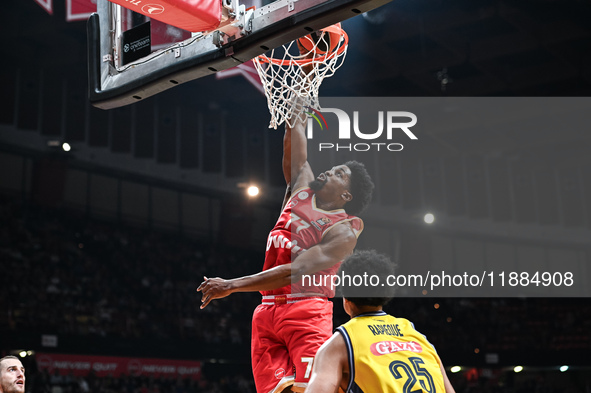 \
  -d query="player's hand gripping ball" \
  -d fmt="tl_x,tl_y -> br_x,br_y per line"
297,23 -> 342,56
